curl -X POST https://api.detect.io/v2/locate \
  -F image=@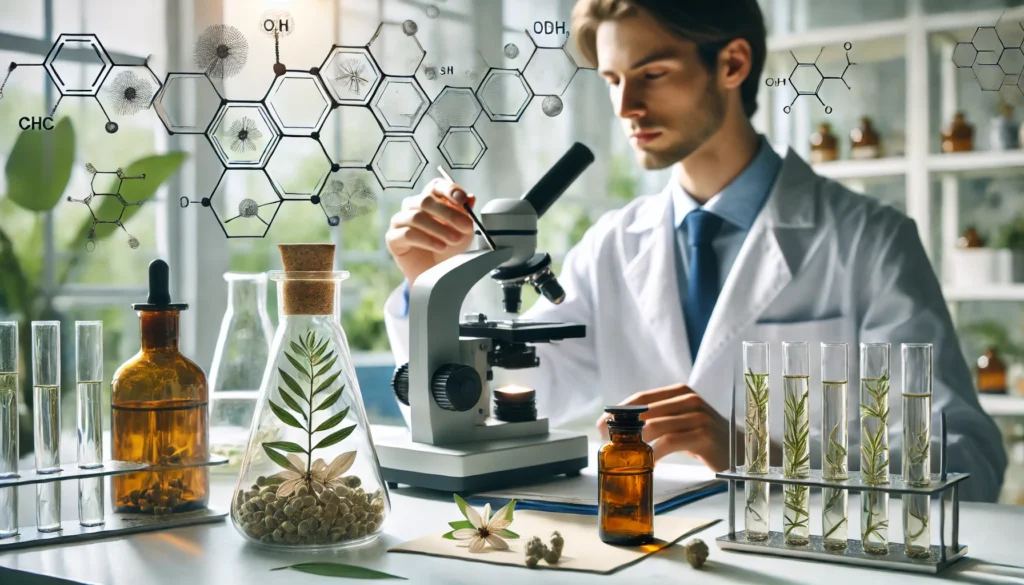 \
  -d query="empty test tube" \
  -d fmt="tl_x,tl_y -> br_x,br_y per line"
77,321 -> 105,527
33,321 -> 62,533
0,322 -> 18,538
